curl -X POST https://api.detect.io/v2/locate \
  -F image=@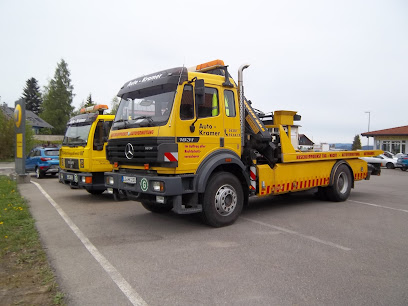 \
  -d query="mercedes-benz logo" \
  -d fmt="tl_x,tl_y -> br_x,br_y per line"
125,143 -> 134,160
